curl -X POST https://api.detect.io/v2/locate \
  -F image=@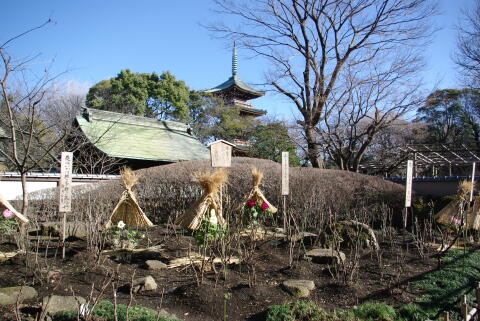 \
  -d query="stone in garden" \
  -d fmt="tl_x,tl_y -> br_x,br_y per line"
0,251 -> 18,263
145,260 -> 167,270
282,280 -> 315,298
290,231 -> 318,243
132,275 -> 158,293
42,295 -> 86,315
0,286 -> 38,305
304,248 -> 346,264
